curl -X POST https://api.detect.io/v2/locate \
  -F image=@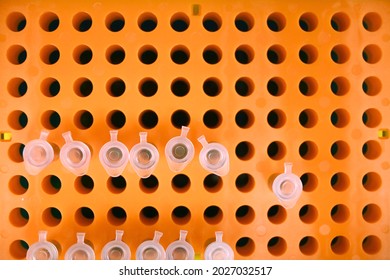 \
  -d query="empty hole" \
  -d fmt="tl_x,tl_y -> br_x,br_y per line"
140,175 -> 159,193
40,45 -> 59,64
7,45 -> 27,64
9,175 -> 29,195
299,141 -> 318,160
362,235 -> 381,254
331,109 -> 350,128
171,206 -> 191,225
267,237 -> 287,256
107,206 -> 127,226
7,12 -> 26,32
8,77 -> 28,97
299,45 -> 318,64
203,109 -> 222,128
362,172 -> 381,191
171,78 -> 190,97
331,76 -> 350,96
236,237 -> 255,256
203,13 -> 222,32
363,76 -> 381,96
8,143 -> 25,163
171,110 -> 190,128
106,12 -> 125,32
235,173 -> 254,192
331,12 -> 350,31
107,78 -> 126,97
42,207 -> 62,226
267,45 -> 286,64
41,78 -> 60,97
331,204 -> 350,223
172,174 -> 190,193
362,140 -> 382,160
10,240 -> 29,259
267,12 -> 286,32
171,45 -> 190,64
299,109 -> 318,128
9,207 -> 29,227
171,12 -> 189,32
107,176 -> 127,194
236,205 -> 255,224
363,12 -> 382,31
203,45 -> 222,64
235,12 -> 254,32
203,77 -> 222,97
299,77 -> 318,96
75,207 -> 94,226
139,78 -> 158,97
139,110 -> 158,129
74,78 -> 93,97
73,45 -> 92,65
8,110 -> 28,130
363,108 -> 382,128
235,109 -> 254,128
74,110 -> 93,129
267,77 -> 286,96
75,175 -> 94,194
301,173 -> 318,192
331,45 -> 350,64
203,174 -> 222,193
40,12 -> 59,32
363,45 -> 381,64
106,45 -> 125,64
140,206 -> 159,225
331,236 -> 350,255
42,175 -> 61,194
267,205 -> 287,224
107,110 -> 126,129
362,203 -> 382,223
299,12 -> 318,31
330,172 -> 350,192
299,236 -> 319,256
299,204 -> 318,224
235,77 -> 254,96
138,12 -> 157,32
267,109 -> 286,128
267,141 -> 286,160
204,205 -> 223,224
331,140 -> 350,160
235,45 -> 254,64
73,12 -> 92,32
41,110 -> 61,130
235,141 -> 254,160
